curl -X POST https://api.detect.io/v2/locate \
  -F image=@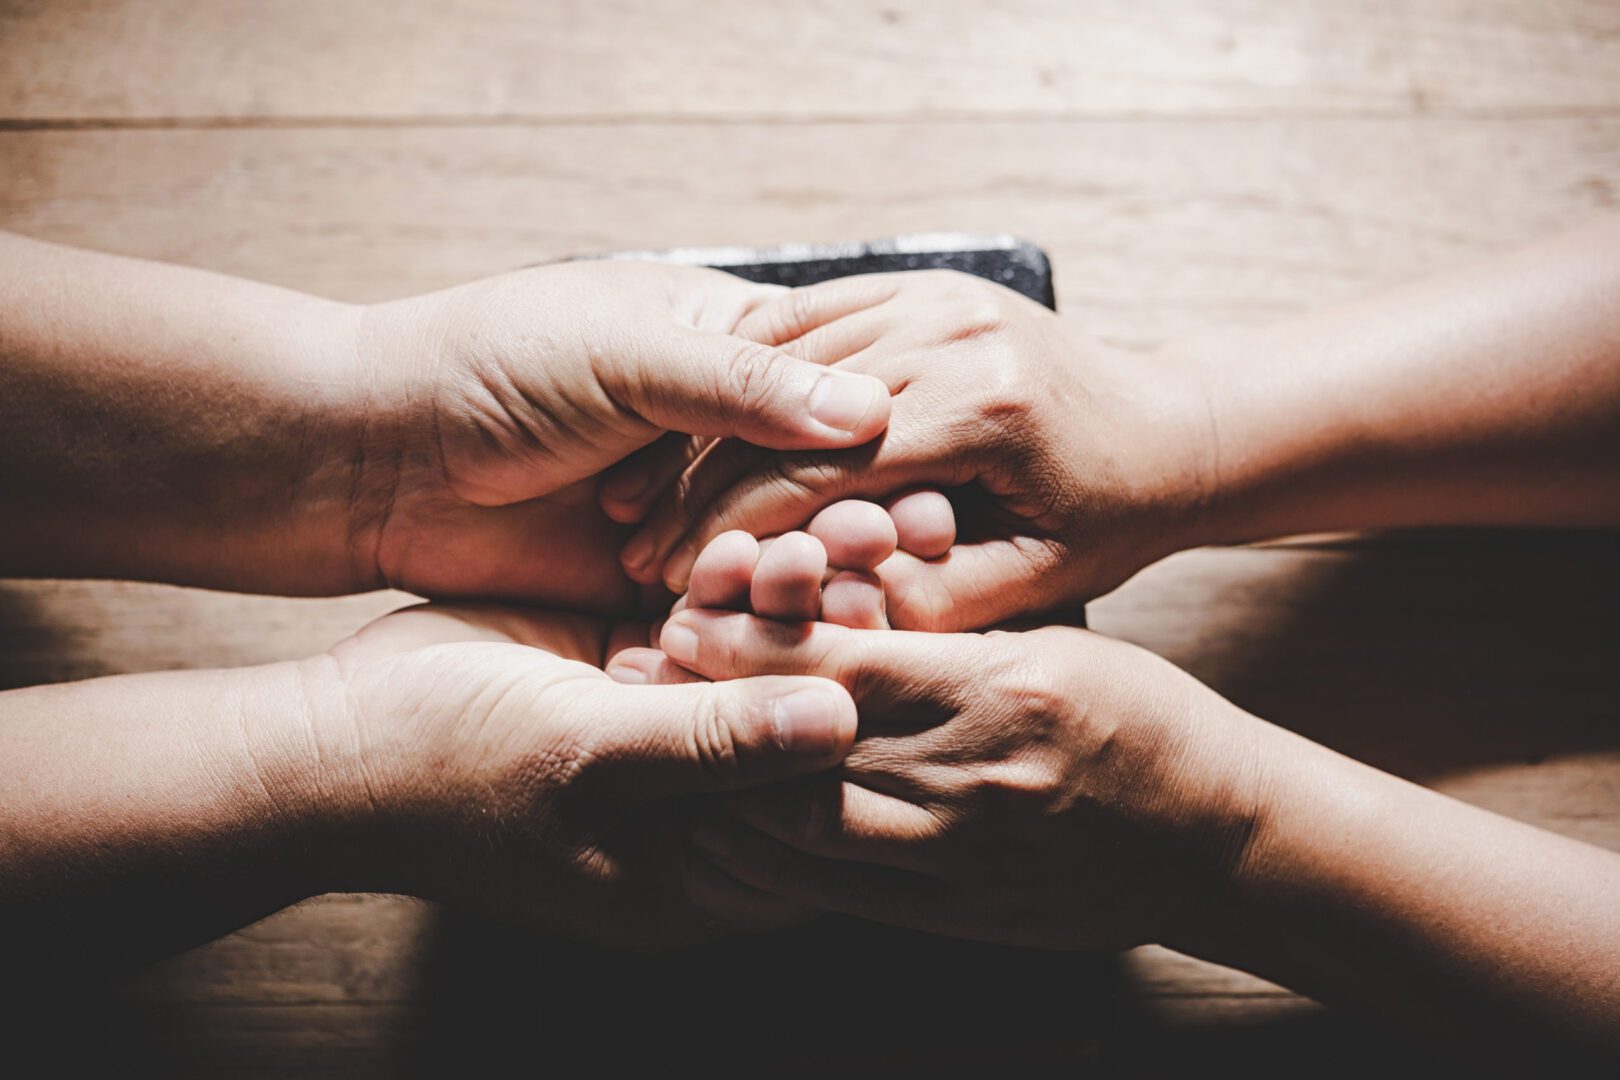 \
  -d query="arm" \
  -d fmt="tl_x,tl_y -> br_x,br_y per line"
0,662 -> 340,967
1179,216 -> 1620,543
0,602 -> 853,970
0,230 -> 889,603
648,537 -> 1620,1064
630,218 -> 1620,628
0,231 -> 364,592
1193,725 -> 1620,1059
